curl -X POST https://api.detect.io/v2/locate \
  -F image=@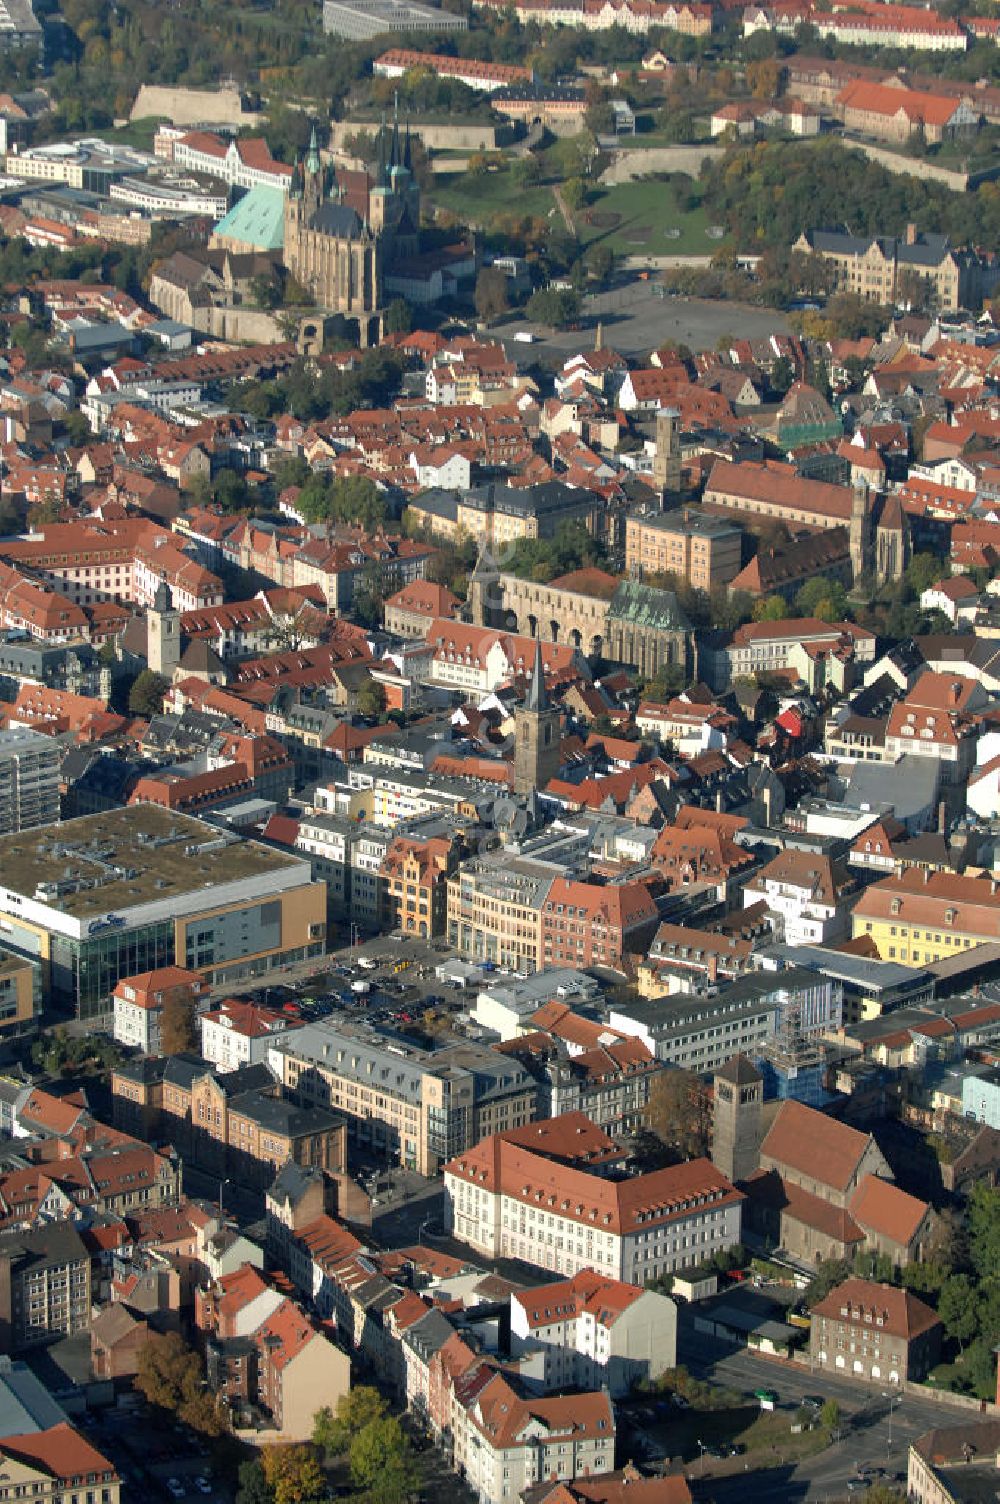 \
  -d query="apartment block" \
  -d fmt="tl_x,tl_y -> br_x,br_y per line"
625,509 -> 743,590
269,1022 -> 537,1176
0,1224 -> 92,1350
455,1377 -> 614,1504
509,1270 -> 677,1396
0,730 -> 59,835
